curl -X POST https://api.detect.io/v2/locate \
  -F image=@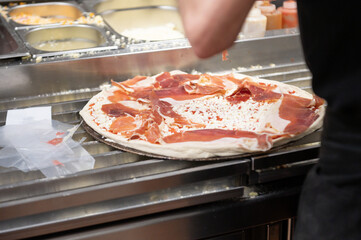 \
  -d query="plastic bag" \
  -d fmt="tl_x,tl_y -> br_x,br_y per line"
0,120 -> 95,178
